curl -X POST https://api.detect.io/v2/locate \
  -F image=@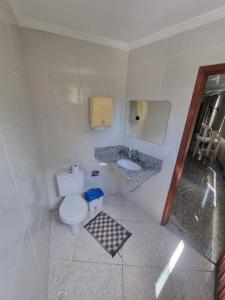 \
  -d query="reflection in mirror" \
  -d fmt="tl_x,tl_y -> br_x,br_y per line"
126,100 -> 171,144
